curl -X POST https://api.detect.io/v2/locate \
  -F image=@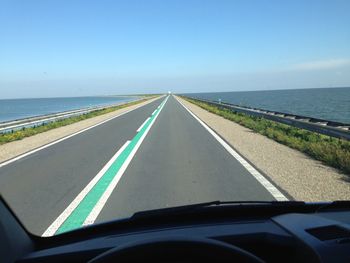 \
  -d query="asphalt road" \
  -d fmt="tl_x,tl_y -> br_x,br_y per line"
0,95 -> 281,236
